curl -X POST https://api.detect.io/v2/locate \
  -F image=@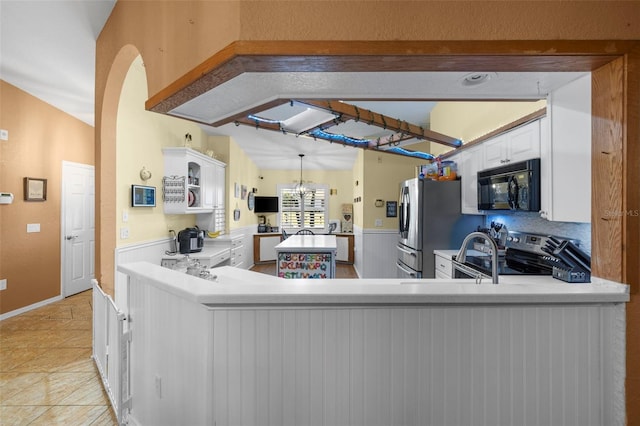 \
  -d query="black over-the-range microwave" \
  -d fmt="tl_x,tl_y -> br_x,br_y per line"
477,158 -> 541,211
